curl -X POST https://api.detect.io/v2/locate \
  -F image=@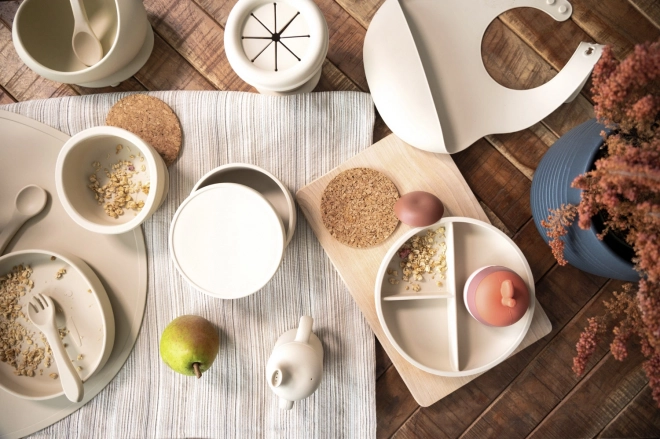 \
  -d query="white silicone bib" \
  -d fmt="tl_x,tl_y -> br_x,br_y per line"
364,0 -> 604,154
